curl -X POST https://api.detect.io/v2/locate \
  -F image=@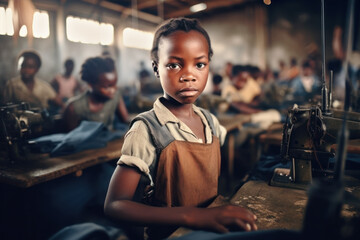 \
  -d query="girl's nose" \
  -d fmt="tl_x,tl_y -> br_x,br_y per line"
179,71 -> 196,82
